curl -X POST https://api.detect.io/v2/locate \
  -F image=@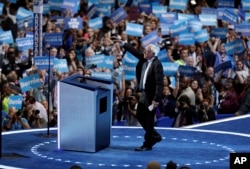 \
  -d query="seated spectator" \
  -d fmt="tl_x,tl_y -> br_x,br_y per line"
166,160 -> 177,169
2,107 -> 30,131
147,161 -> 161,169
